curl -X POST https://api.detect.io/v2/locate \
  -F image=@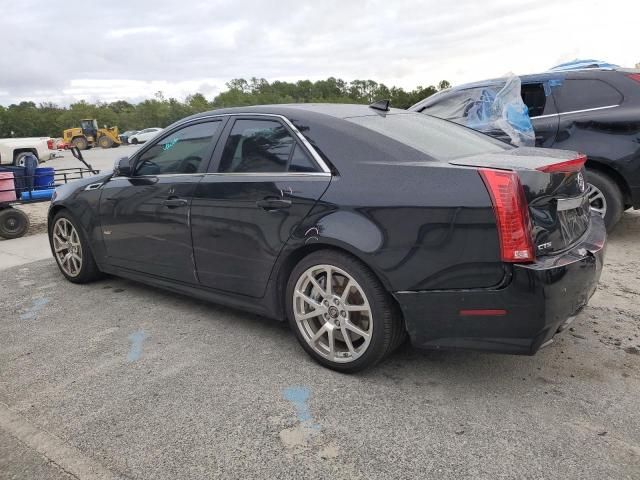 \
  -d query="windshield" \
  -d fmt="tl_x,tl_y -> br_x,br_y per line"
346,112 -> 510,160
